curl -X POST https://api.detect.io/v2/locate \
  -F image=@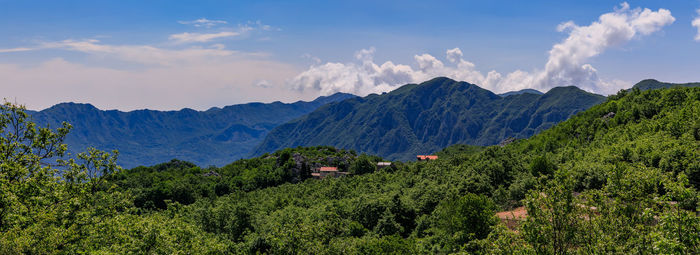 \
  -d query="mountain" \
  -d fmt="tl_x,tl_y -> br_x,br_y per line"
632,79 -> 700,91
253,77 -> 606,161
498,88 -> 543,97
30,93 -> 355,168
